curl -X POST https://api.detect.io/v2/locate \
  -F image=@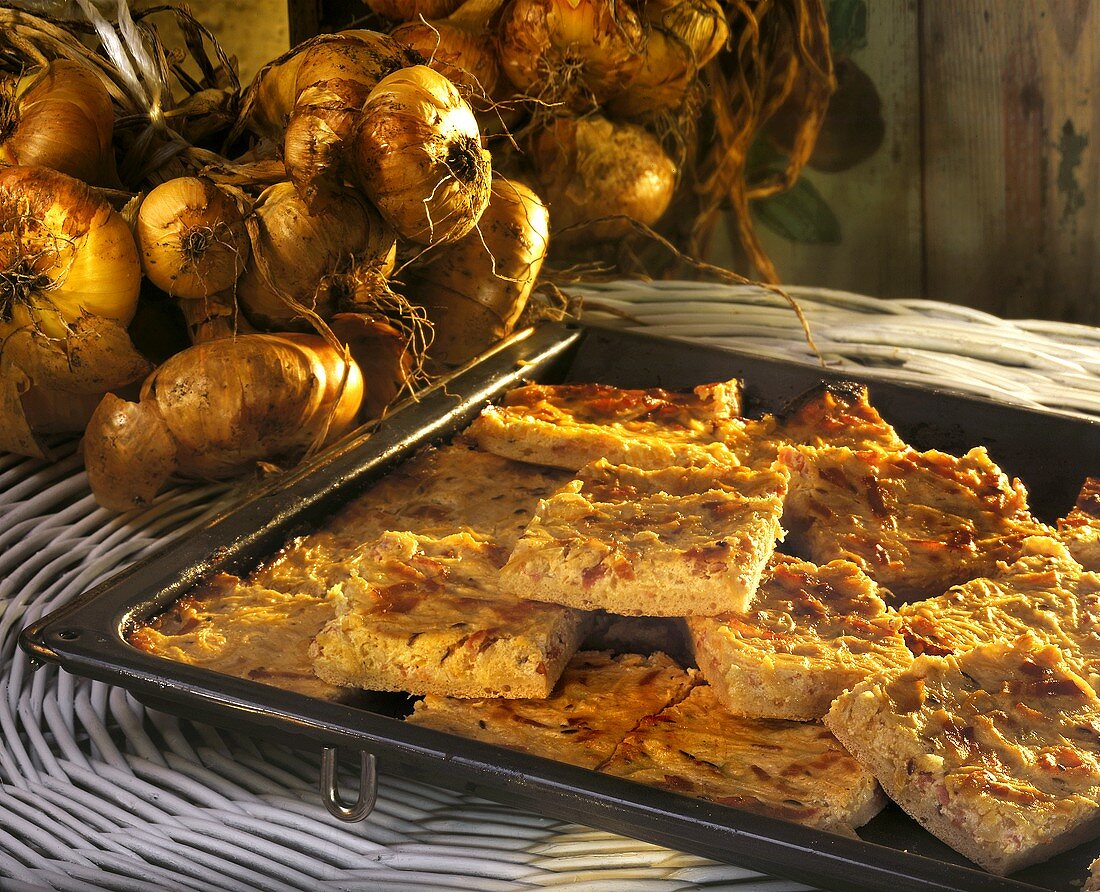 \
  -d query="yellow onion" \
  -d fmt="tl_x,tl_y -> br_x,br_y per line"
391,20 -> 500,109
137,177 -> 250,299
365,0 -> 462,21
0,60 -> 118,188
608,27 -> 696,118
530,116 -> 676,241
353,66 -> 491,245
498,0 -> 644,110
283,78 -> 374,209
404,175 -> 548,367
238,182 -> 396,329
644,0 -> 728,67
84,333 -> 364,511
242,30 -> 421,141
